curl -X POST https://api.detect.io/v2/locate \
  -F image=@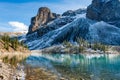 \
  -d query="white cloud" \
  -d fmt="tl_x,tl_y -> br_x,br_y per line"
0,23 -> 13,32
0,0 -> 92,32
8,21 -> 28,33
